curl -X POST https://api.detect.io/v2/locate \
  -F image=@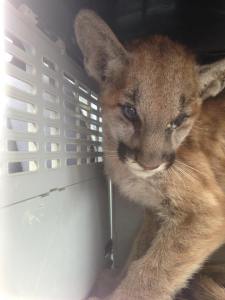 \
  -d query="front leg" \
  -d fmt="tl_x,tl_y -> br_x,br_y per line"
107,206 -> 225,300
121,209 -> 160,277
